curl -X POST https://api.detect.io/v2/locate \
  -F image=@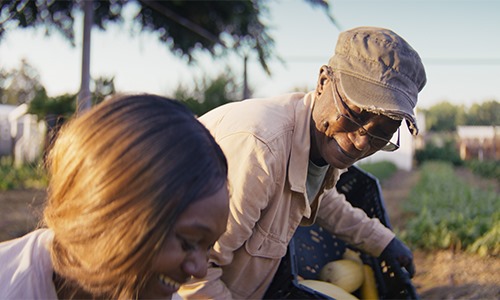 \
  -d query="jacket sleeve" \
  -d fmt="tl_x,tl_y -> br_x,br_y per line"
177,132 -> 281,299
316,187 -> 395,257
